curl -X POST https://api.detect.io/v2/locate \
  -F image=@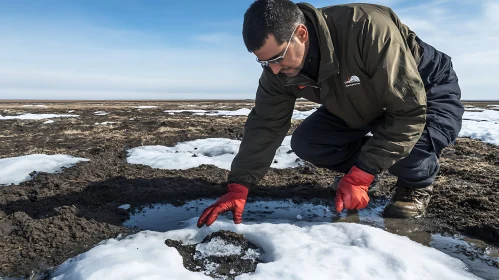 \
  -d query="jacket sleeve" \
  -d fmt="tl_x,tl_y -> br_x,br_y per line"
357,9 -> 427,173
228,69 -> 296,188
